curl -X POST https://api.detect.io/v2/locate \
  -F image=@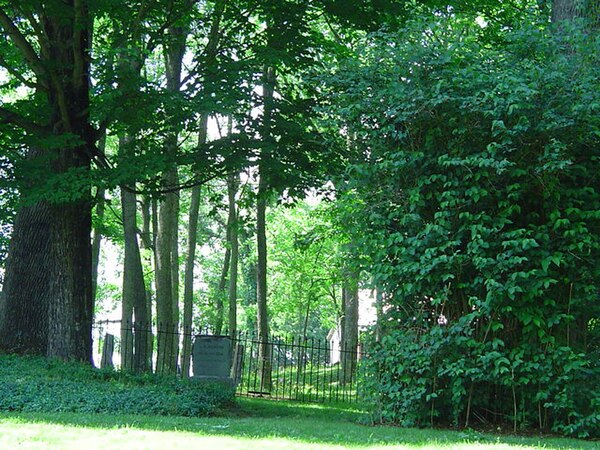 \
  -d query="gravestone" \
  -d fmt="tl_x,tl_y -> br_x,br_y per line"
192,335 -> 234,386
